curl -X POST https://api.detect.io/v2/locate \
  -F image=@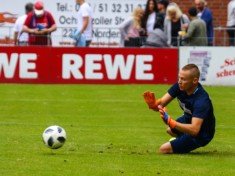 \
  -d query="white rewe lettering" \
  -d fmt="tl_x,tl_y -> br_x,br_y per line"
103,54 -> 135,80
0,53 -> 38,79
62,54 -> 83,79
85,54 -> 103,79
0,53 -> 18,78
62,54 -> 154,81
136,55 -> 154,80
19,54 -> 38,79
